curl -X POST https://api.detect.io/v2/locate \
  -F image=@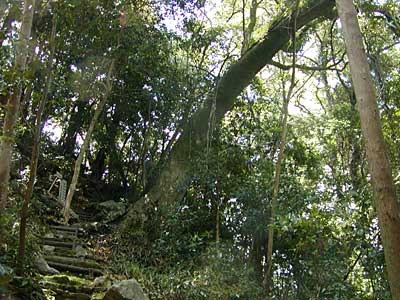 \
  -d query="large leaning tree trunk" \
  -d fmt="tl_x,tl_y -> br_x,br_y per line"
123,0 -> 336,227
0,0 -> 35,217
336,0 -> 400,298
